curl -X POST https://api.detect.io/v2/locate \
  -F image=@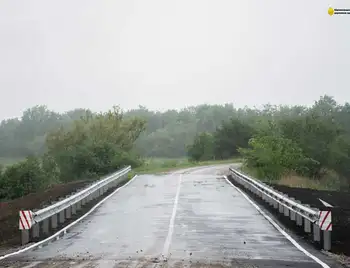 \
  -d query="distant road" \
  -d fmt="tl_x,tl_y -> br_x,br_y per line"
1,164 -> 339,267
